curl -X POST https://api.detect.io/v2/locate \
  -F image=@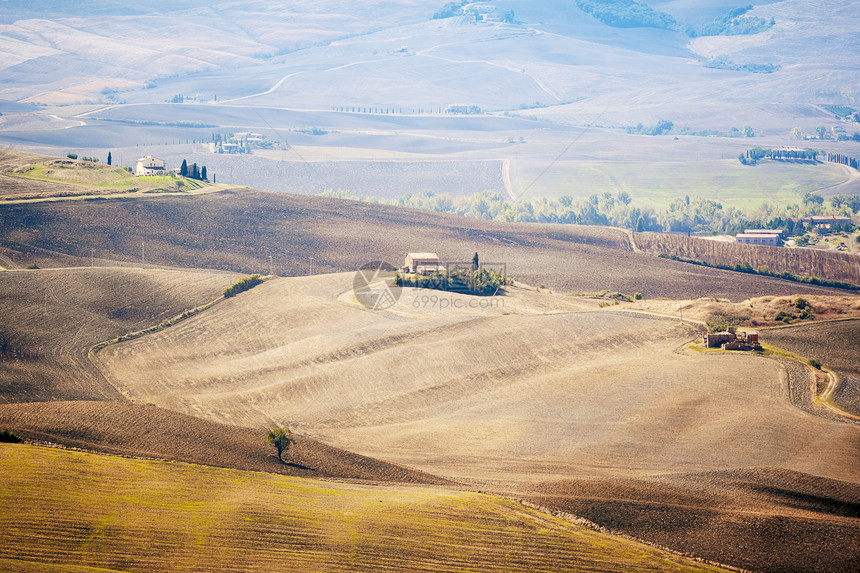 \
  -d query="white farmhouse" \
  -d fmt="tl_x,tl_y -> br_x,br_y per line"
404,252 -> 442,274
135,155 -> 167,177
735,233 -> 781,246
